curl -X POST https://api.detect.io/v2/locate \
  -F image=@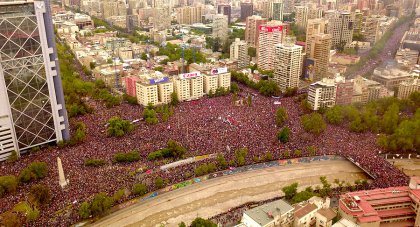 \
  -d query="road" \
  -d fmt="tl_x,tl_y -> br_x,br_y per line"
347,18 -> 412,79
90,160 -> 368,227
